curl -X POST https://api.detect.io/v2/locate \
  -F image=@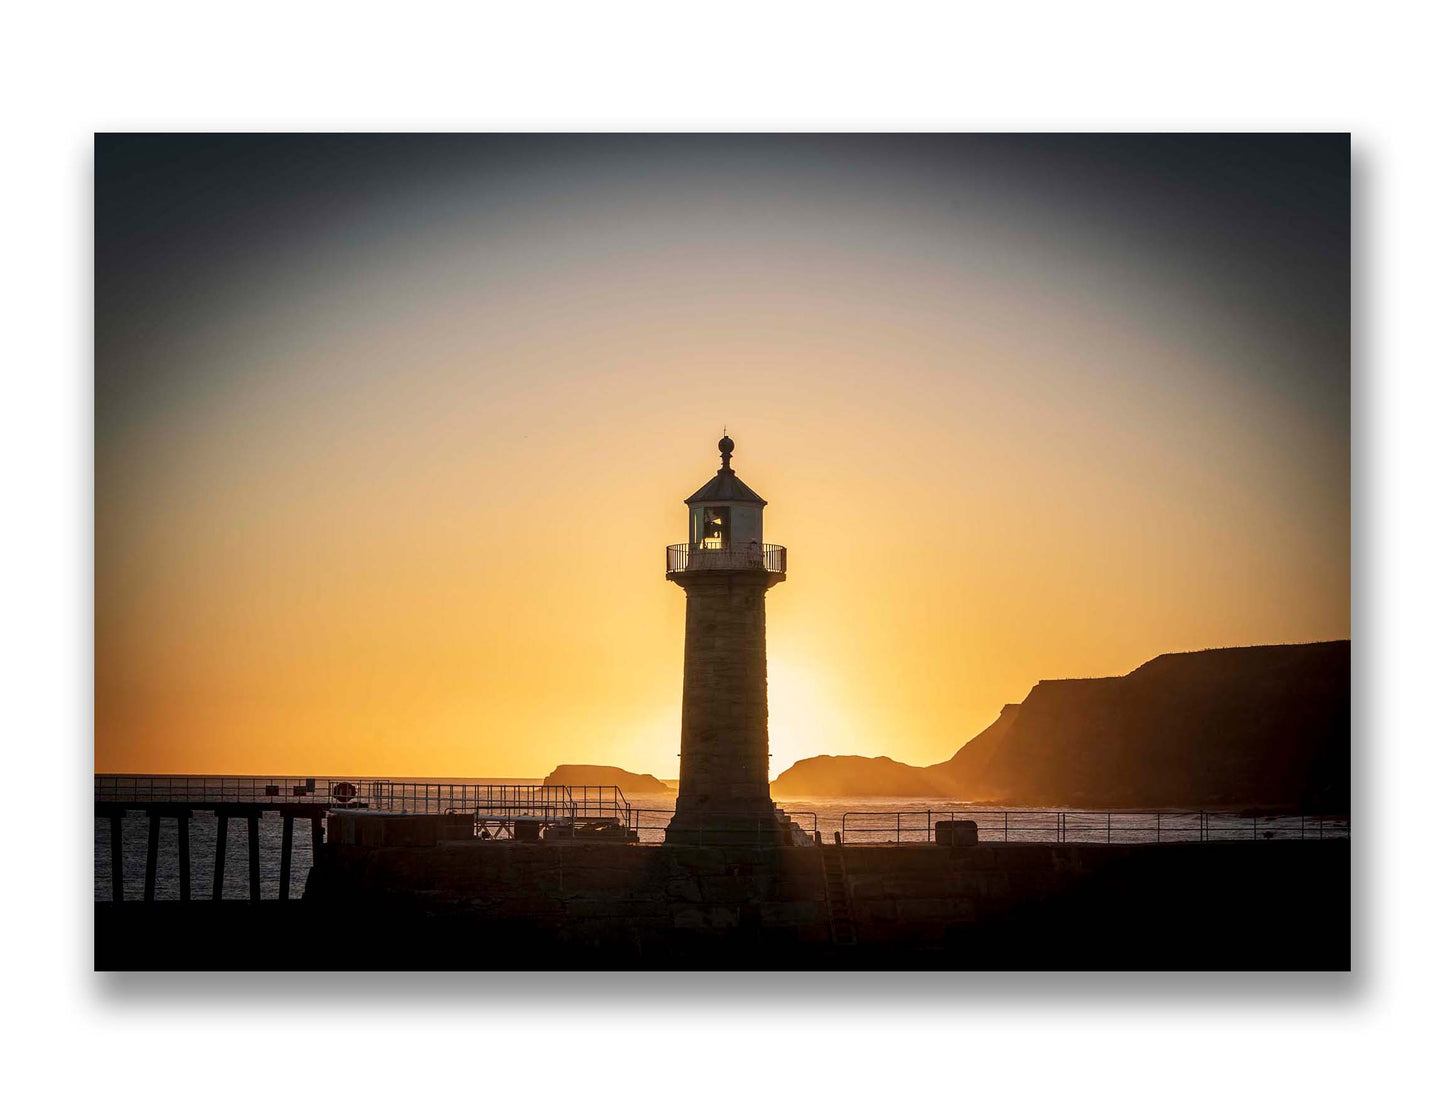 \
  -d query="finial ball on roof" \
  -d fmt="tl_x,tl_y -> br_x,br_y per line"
718,435 -> 735,459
